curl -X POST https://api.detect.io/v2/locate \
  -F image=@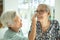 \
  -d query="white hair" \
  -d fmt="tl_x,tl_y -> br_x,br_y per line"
0,11 -> 20,27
